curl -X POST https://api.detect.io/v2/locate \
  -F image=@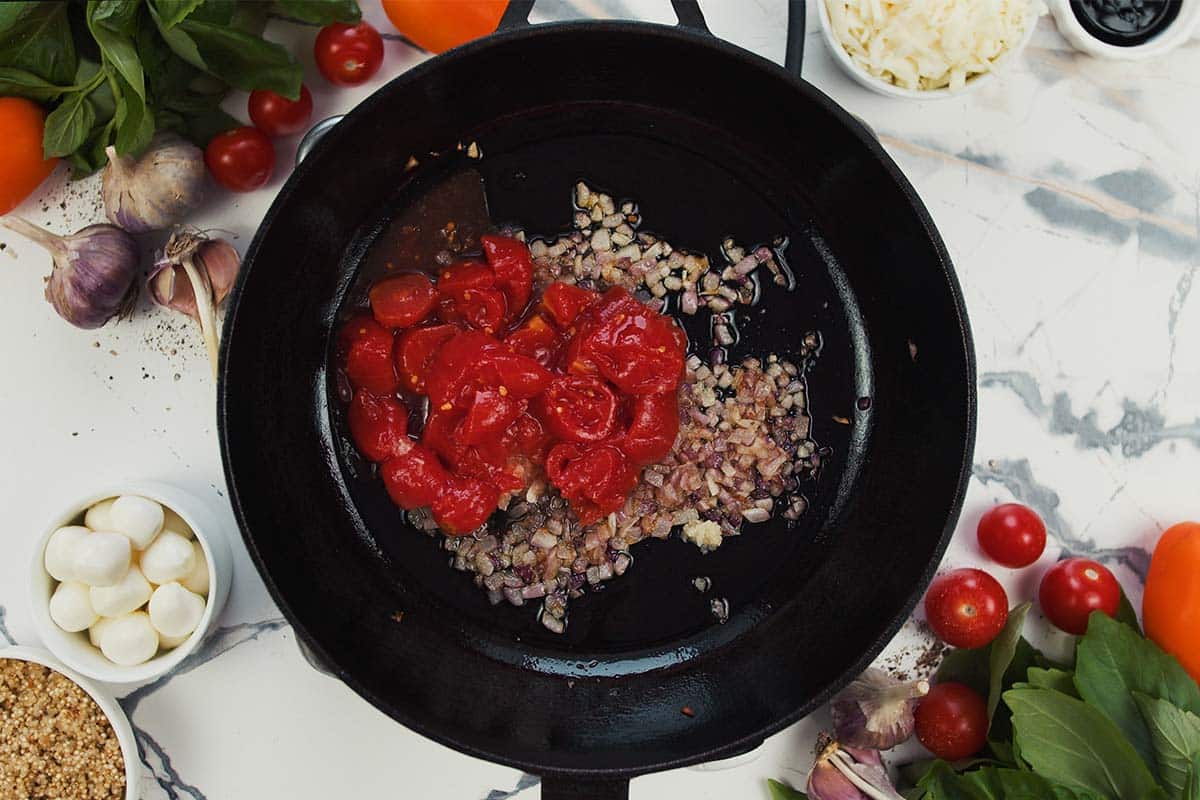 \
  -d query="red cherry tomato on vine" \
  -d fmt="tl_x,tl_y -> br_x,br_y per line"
924,568 -> 1008,649
315,22 -> 384,86
915,682 -> 989,761
977,503 -> 1047,568
248,85 -> 313,137
205,127 -> 274,192
1039,557 -> 1120,635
